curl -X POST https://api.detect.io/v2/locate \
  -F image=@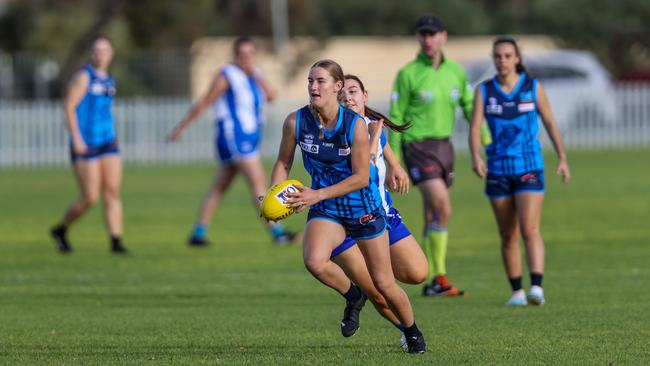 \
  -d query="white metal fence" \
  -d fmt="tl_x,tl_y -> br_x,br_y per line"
1,83 -> 649,168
